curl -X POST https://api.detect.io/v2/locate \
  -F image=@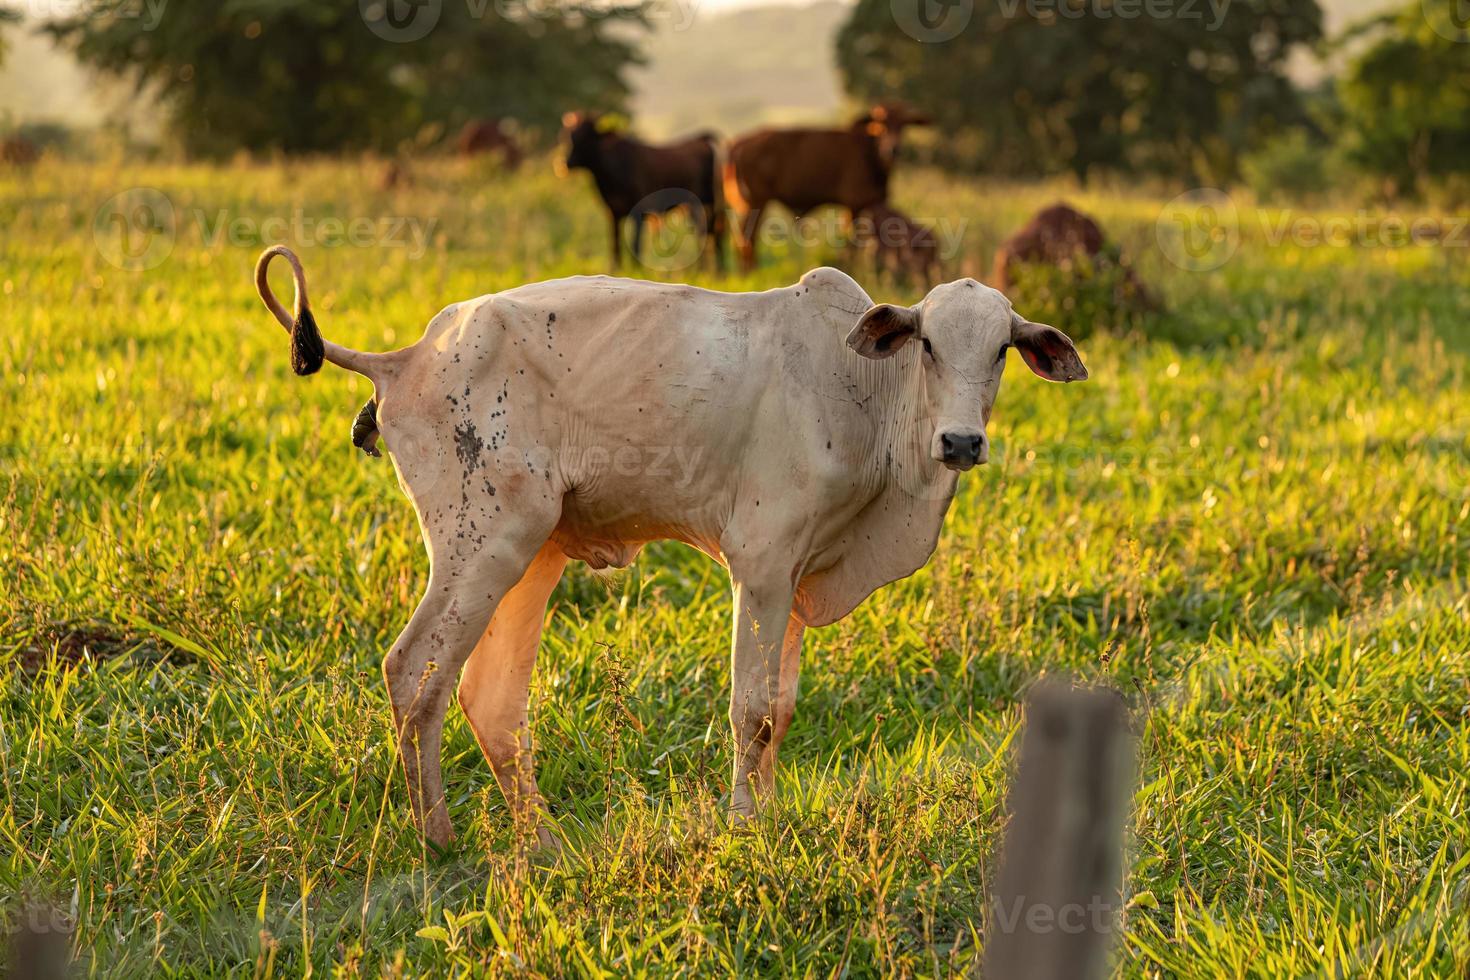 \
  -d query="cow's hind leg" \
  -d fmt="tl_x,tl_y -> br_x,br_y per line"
457,541 -> 567,850
384,516 -> 558,848
733,204 -> 764,273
